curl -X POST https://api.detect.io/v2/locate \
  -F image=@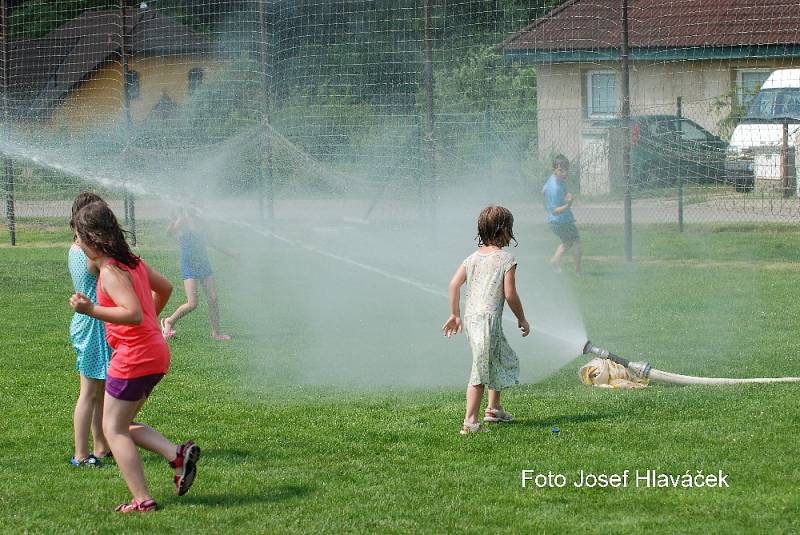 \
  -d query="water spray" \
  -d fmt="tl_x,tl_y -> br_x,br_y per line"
581,340 -> 800,385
